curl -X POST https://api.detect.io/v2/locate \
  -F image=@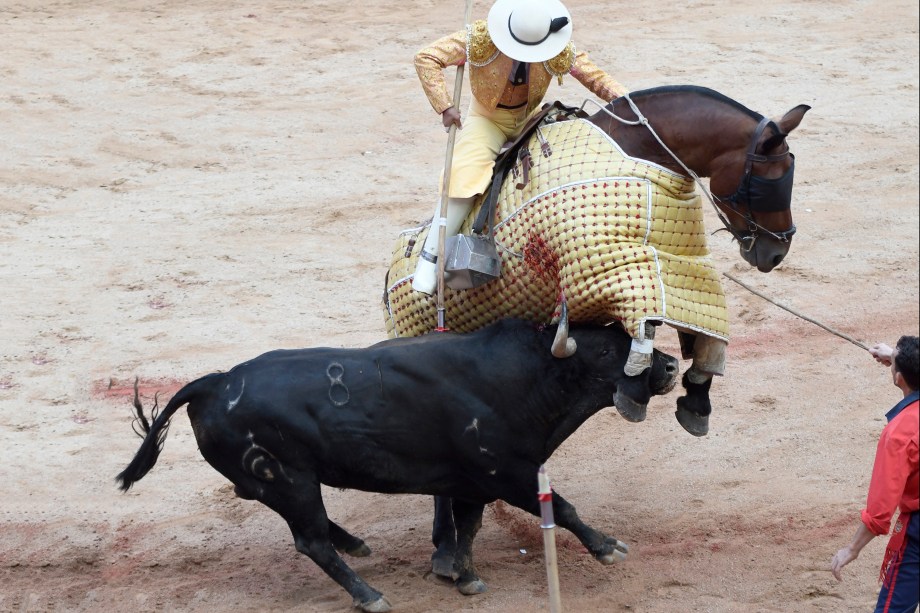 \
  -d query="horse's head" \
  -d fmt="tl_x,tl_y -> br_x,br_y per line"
710,104 -> 810,272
